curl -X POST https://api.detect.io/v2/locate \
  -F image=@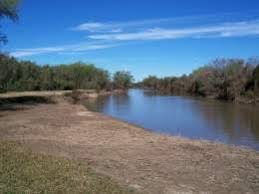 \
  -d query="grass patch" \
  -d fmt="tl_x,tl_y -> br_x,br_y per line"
0,141 -> 134,194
